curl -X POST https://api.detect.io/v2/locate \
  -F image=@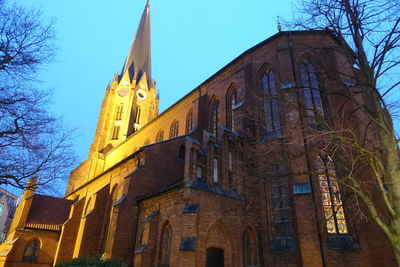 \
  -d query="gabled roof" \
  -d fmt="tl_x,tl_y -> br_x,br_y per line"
25,195 -> 73,231
121,0 -> 151,84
